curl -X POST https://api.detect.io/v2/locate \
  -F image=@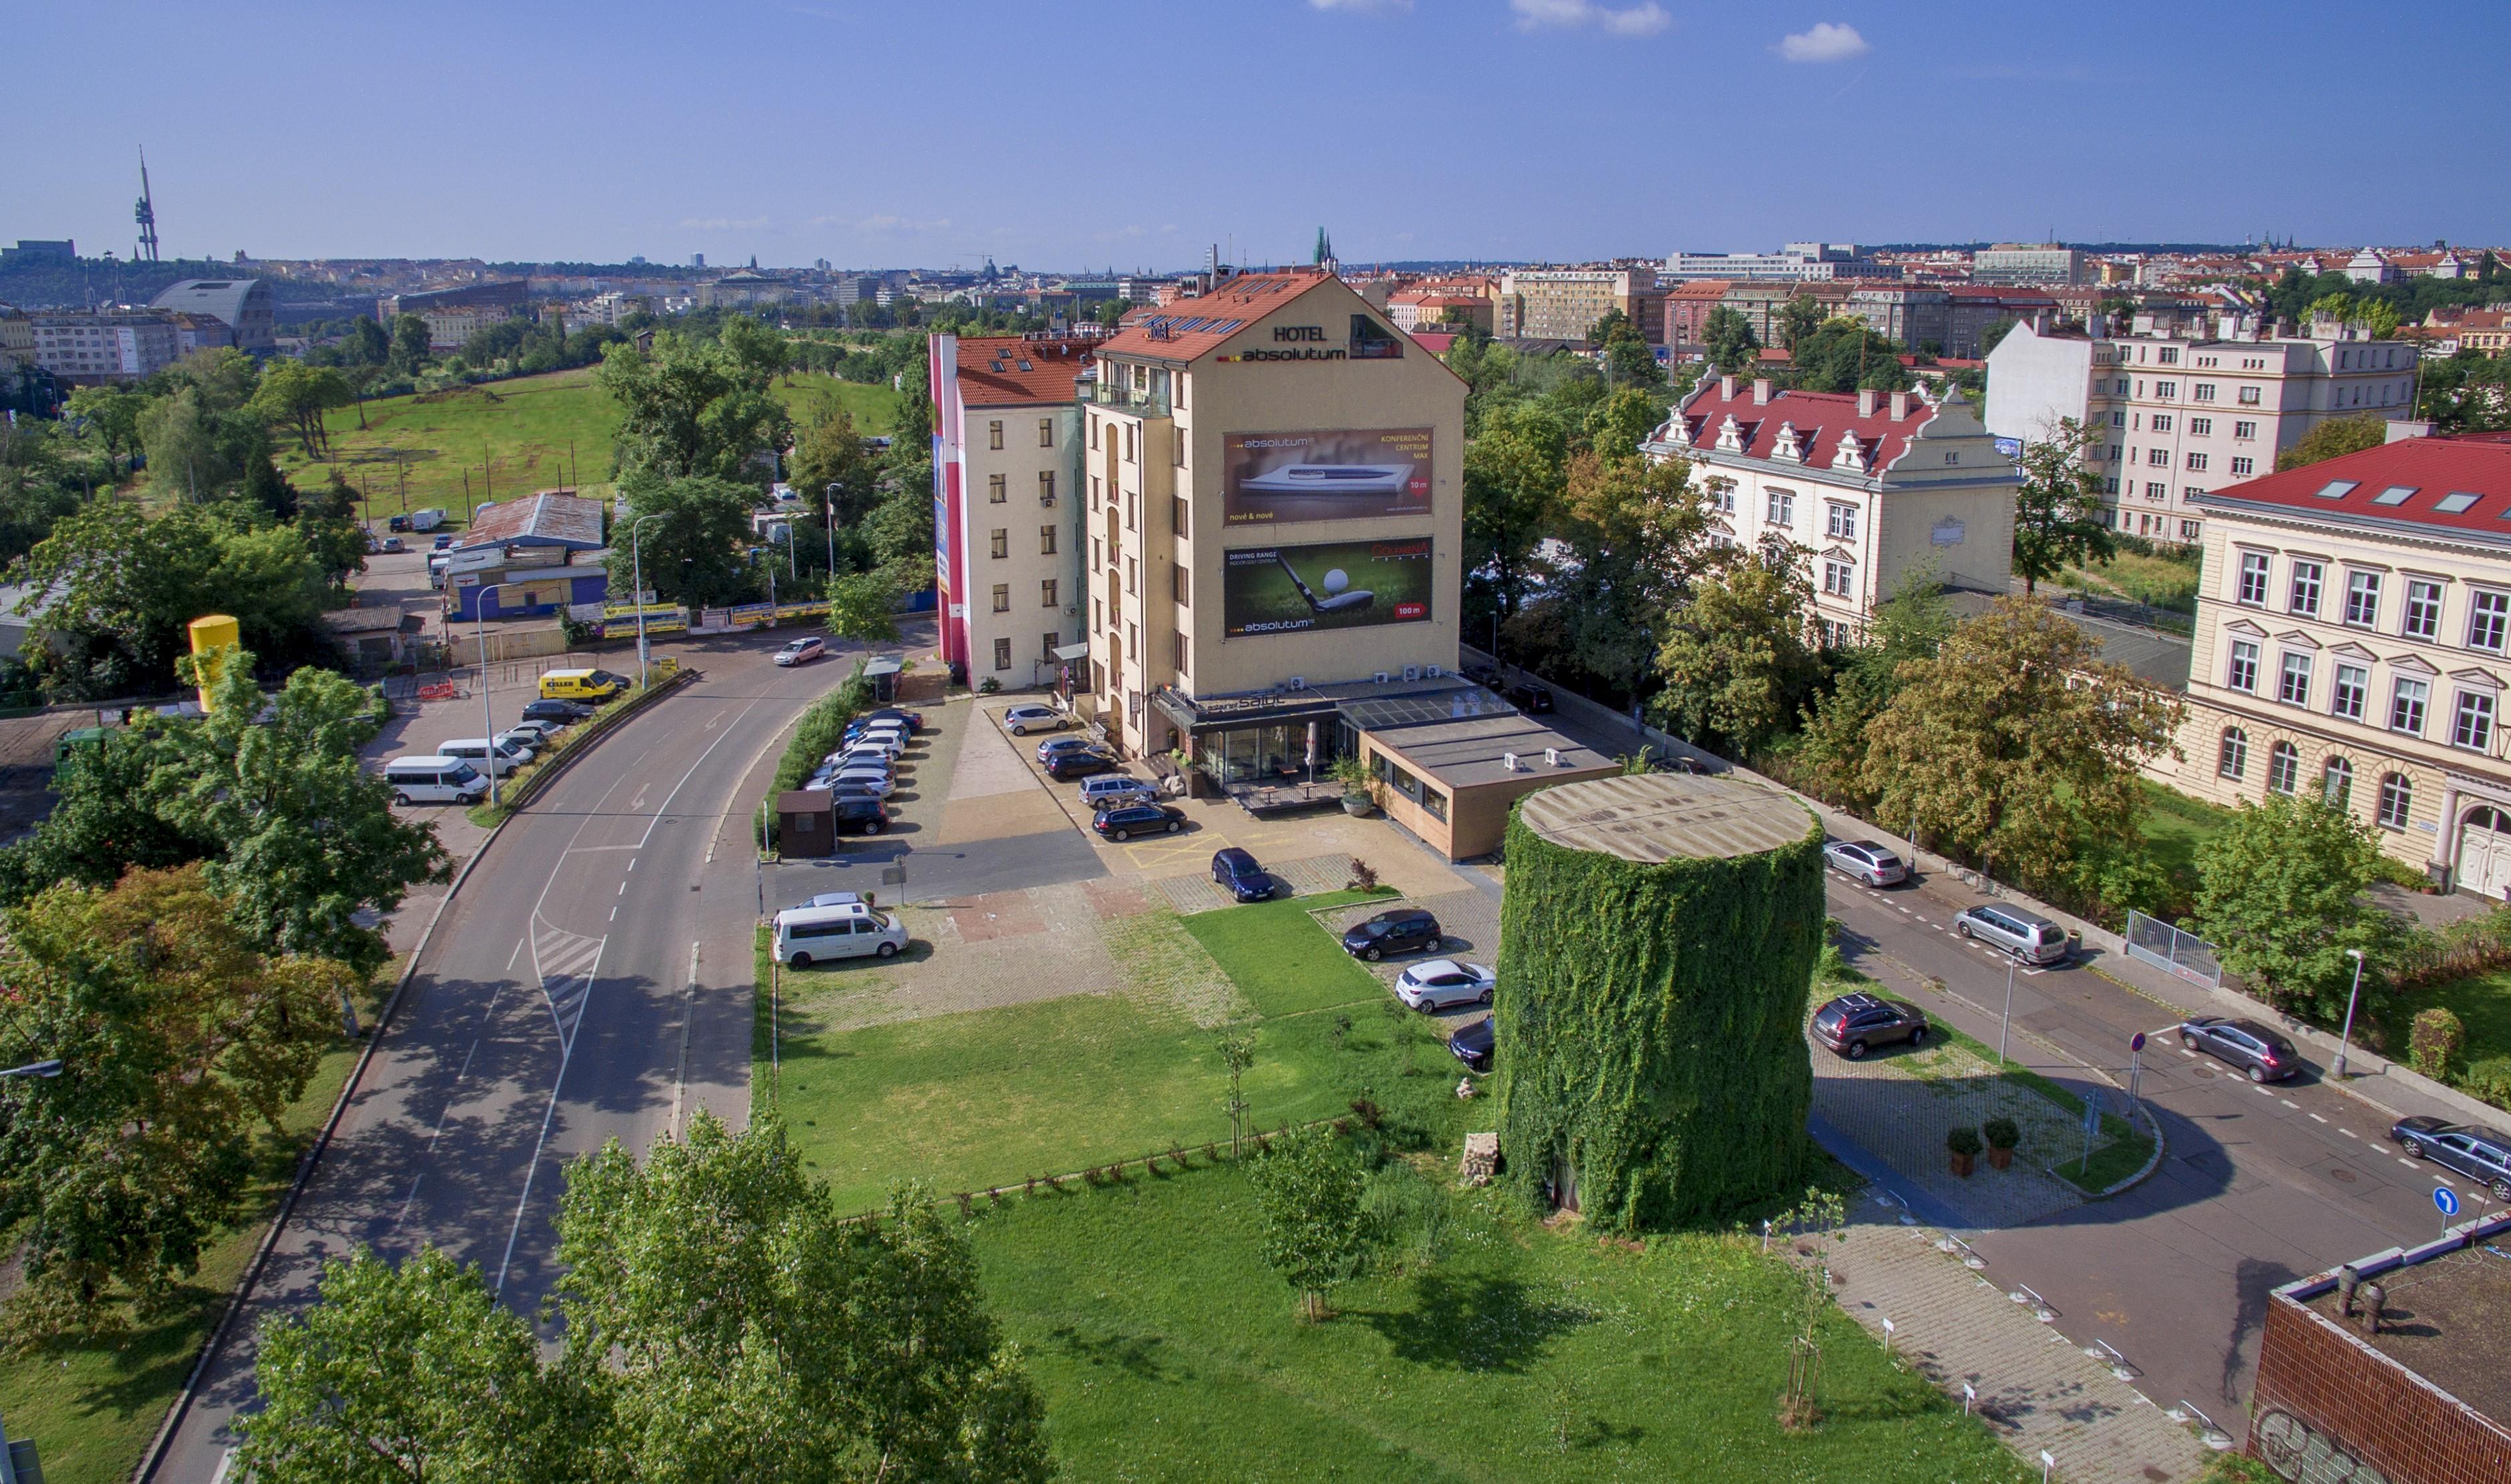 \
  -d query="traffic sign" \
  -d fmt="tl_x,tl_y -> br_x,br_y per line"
2130,1031 -> 2147,1053
2435,1186 -> 2461,1218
